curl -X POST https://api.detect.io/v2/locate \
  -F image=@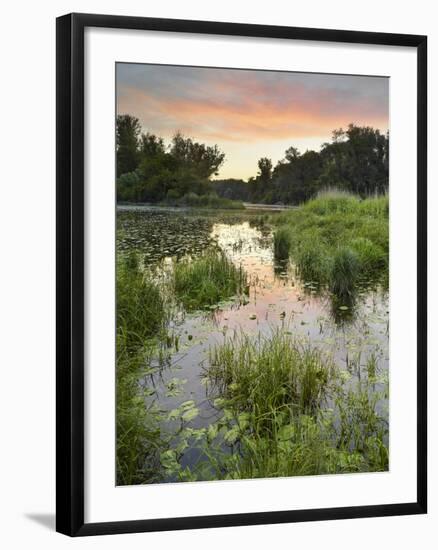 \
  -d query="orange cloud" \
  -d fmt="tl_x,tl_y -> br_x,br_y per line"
116,65 -> 388,178
118,85 -> 387,144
